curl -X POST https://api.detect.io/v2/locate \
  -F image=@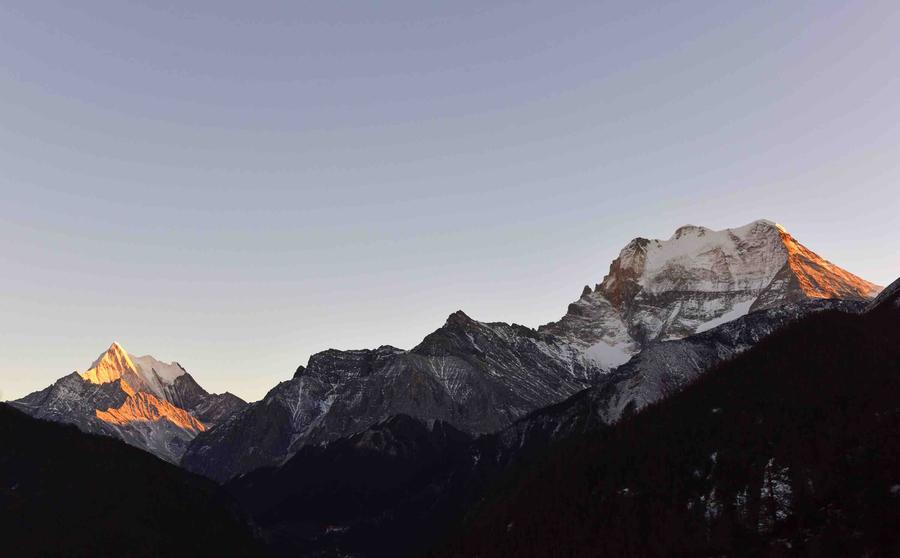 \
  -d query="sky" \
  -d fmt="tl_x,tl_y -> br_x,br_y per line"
1,0 -> 898,402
